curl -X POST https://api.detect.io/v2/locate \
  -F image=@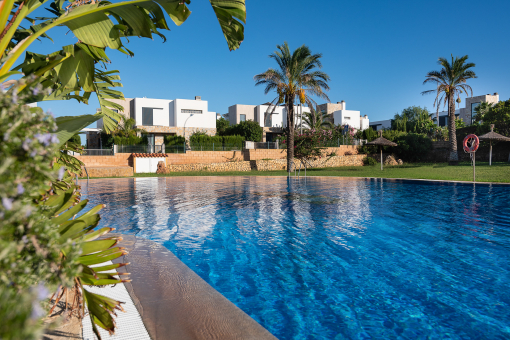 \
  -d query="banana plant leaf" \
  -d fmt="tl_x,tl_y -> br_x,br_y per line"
55,114 -> 101,146
44,183 -> 129,338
